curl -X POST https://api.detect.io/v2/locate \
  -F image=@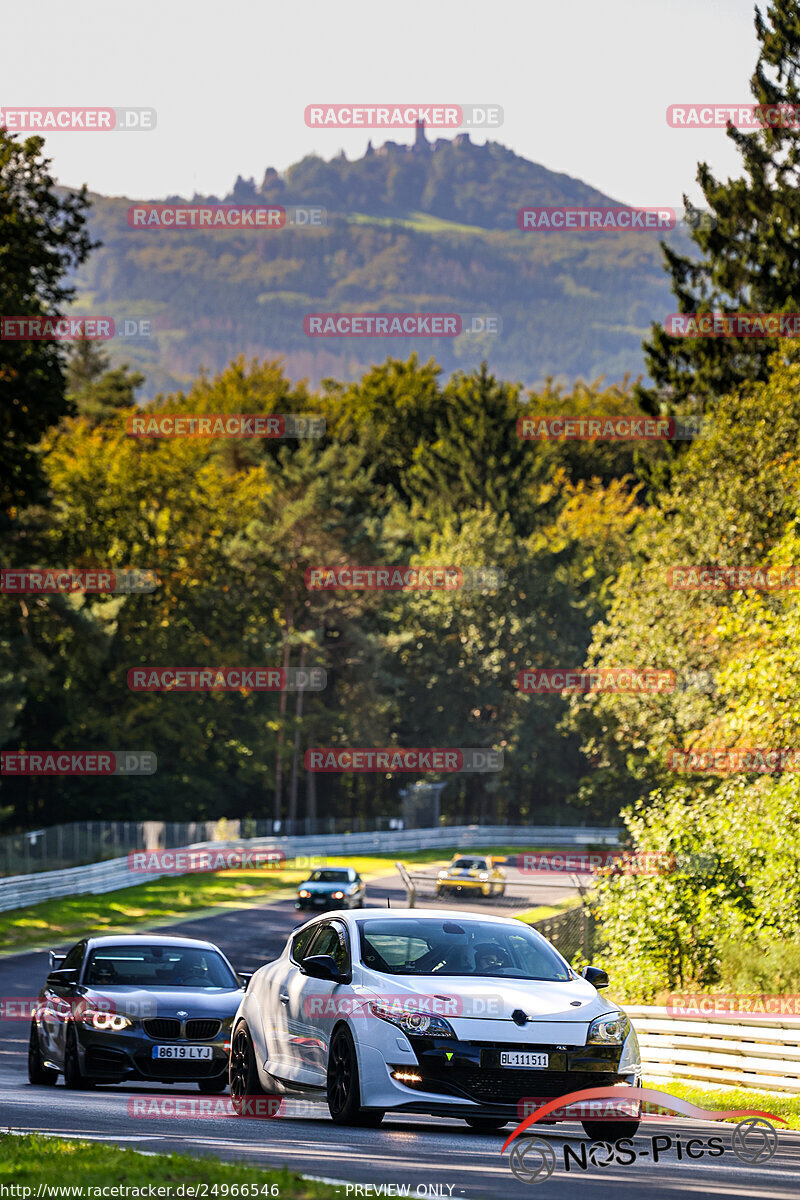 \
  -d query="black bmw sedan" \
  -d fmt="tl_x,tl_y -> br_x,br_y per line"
28,934 -> 249,1091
